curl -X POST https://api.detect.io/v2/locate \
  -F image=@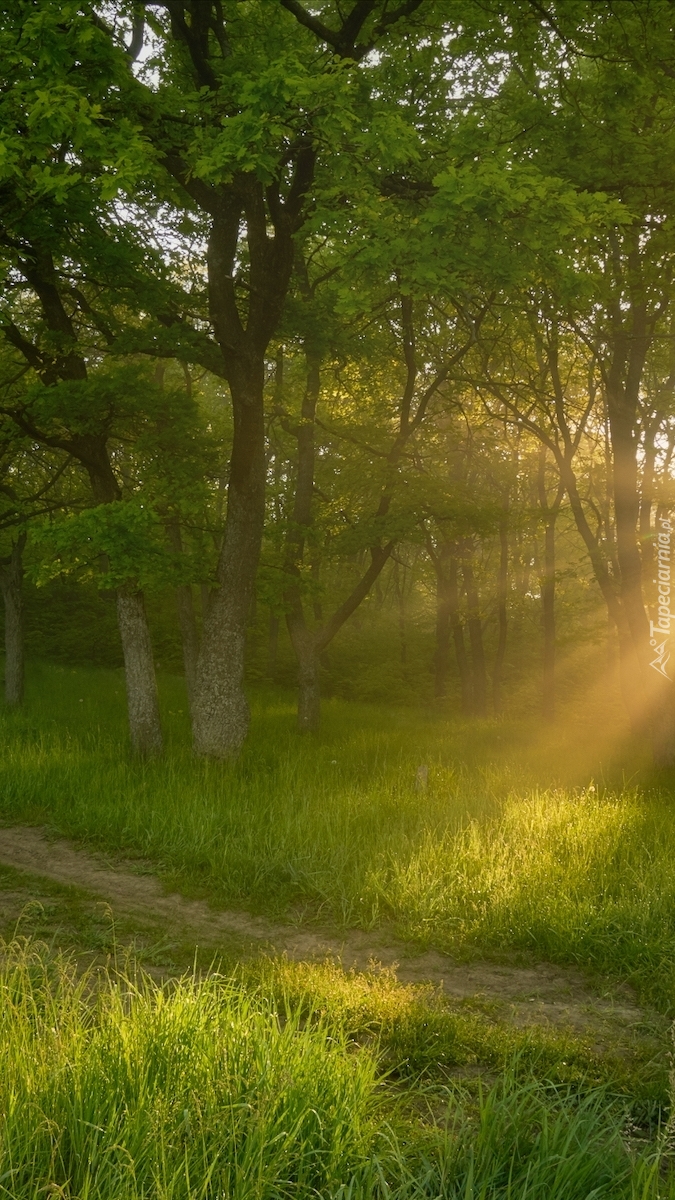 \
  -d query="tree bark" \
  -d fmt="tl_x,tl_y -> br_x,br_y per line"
3,237 -> 164,752
432,540 -> 471,711
433,545 -> 452,699
608,402 -> 650,683
268,612 -> 280,680
295,626 -> 321,733
639,416 -> 658,591
541,514 -> 556,721
85,456 -> 164,755
192,371 -> 266,756
492,502 -> 508,715
462,549 -> 487,716
393,559 -> 407,666
449,554 -> 473,715
116,588 -> 163,756
536,452 -> 564,722
0,535 -> 25,706
283,347 -> 322,732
